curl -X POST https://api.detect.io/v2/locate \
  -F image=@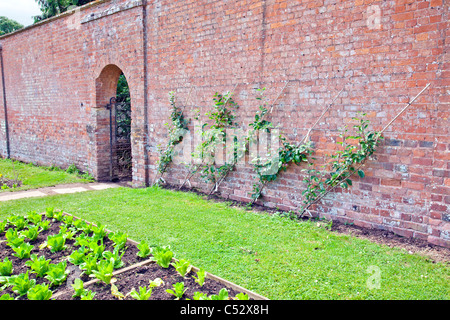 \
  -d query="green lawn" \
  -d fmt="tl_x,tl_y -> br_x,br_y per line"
0,158 -> 93,192
0,186 -> 448,300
